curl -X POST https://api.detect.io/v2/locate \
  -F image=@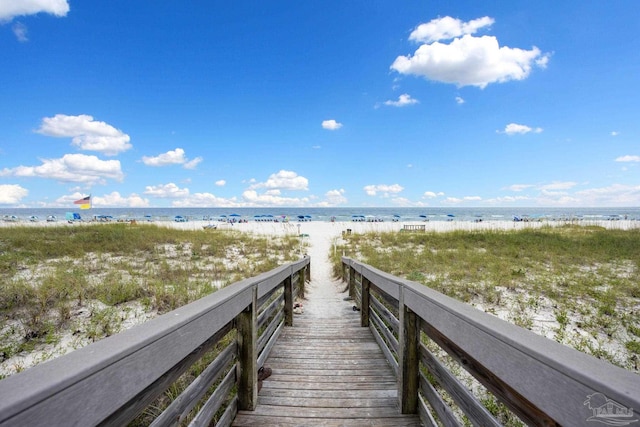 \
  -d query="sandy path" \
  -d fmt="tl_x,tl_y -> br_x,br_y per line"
298,223 -> 351,318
